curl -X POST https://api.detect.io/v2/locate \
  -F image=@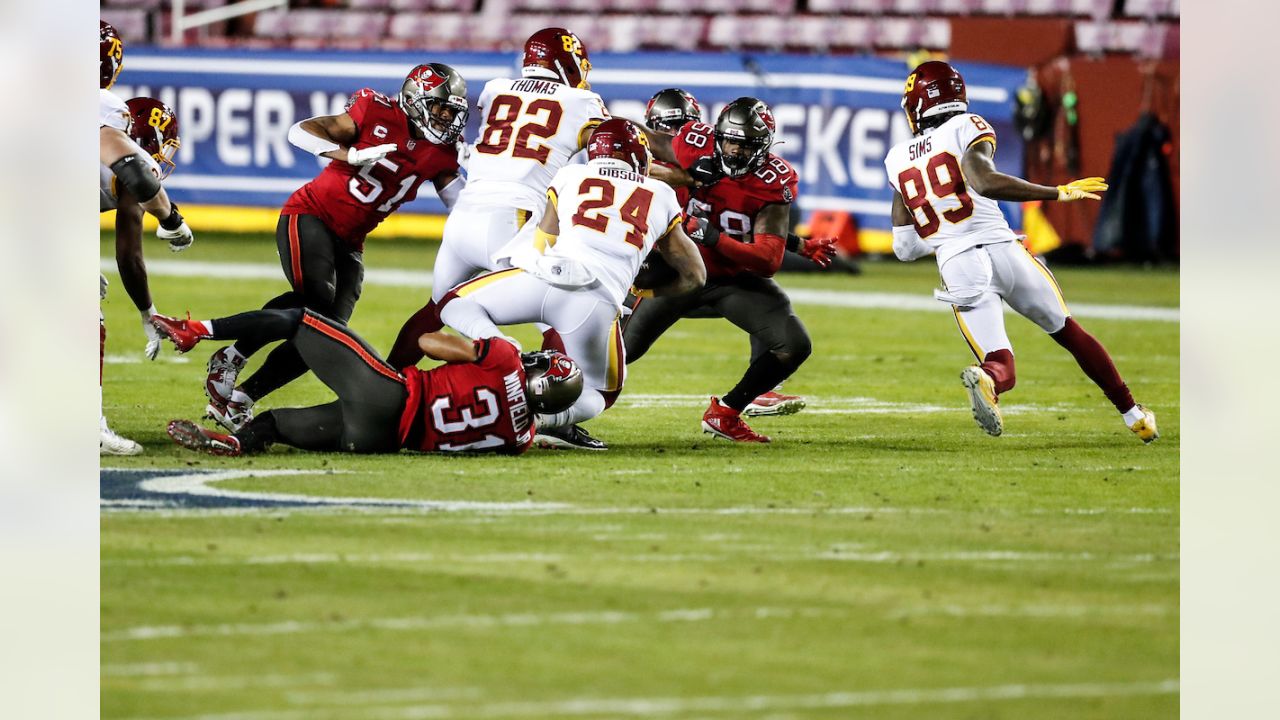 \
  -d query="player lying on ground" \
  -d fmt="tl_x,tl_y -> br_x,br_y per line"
884,60 -> 1157,442
203,63 -> 469,434
152,310 -> 582,456
438,119 -> 706,451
